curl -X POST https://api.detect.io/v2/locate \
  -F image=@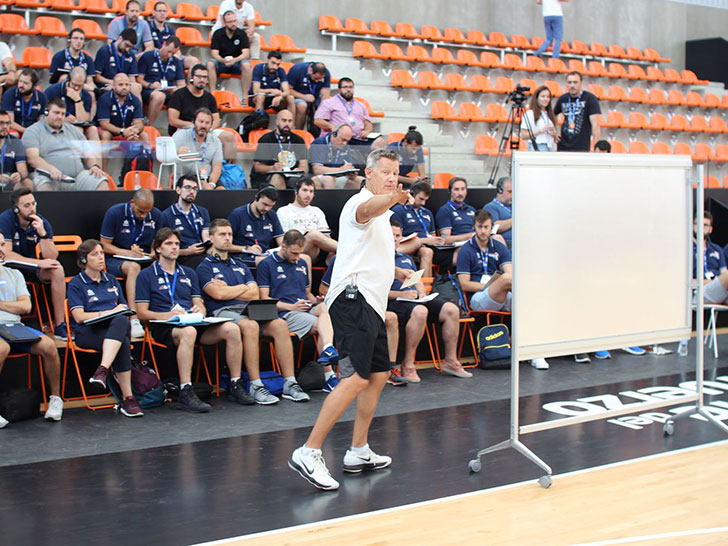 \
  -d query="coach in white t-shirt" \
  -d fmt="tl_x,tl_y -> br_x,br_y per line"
0,41 -> 17,88
289,148 -> 413,491
277,176 -> 337,263
534,0 -> 569,59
